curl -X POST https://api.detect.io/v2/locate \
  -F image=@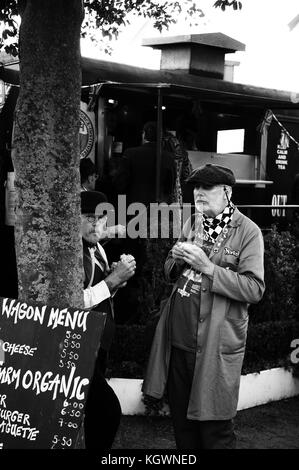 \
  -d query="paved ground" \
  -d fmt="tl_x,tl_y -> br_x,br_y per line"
113,396 -> 299,449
